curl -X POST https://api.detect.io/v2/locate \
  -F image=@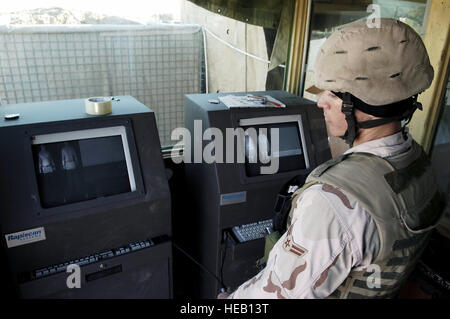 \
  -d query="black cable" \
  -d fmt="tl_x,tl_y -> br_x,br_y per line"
173,242 -> 226,290
220,232 -> 229,290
